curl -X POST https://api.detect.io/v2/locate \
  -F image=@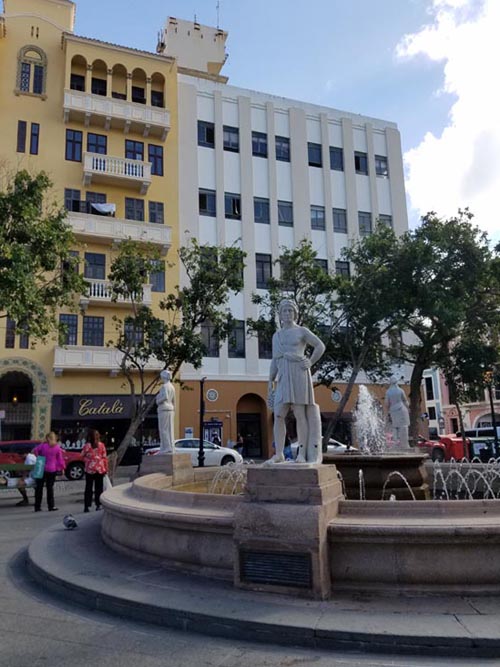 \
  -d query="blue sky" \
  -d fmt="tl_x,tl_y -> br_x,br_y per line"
72,0 -> 496,236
